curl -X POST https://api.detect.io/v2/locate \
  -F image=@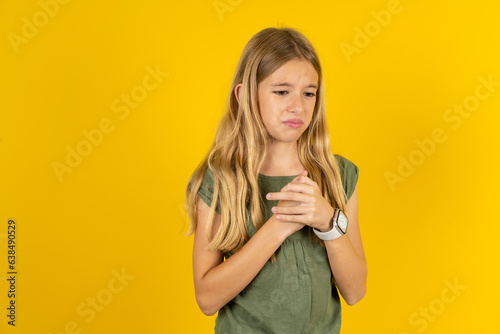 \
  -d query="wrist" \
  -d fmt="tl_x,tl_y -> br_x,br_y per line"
313,208 -> 349,241
317,218 -> 333,233
267,215 -> 290,243
316,208 -> 335,232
